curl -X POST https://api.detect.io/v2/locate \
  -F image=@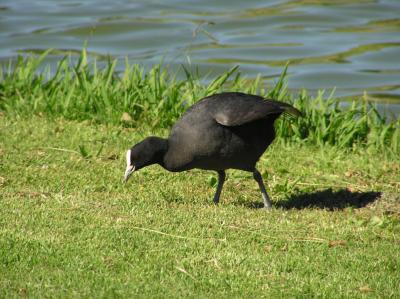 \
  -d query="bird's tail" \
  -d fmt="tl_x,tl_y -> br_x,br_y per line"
277,102 -> 302,118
